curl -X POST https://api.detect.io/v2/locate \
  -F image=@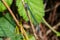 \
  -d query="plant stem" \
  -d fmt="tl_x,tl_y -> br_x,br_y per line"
41,17 -> 58,34
2,0 -> 29,40
22,0 -> 39,40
